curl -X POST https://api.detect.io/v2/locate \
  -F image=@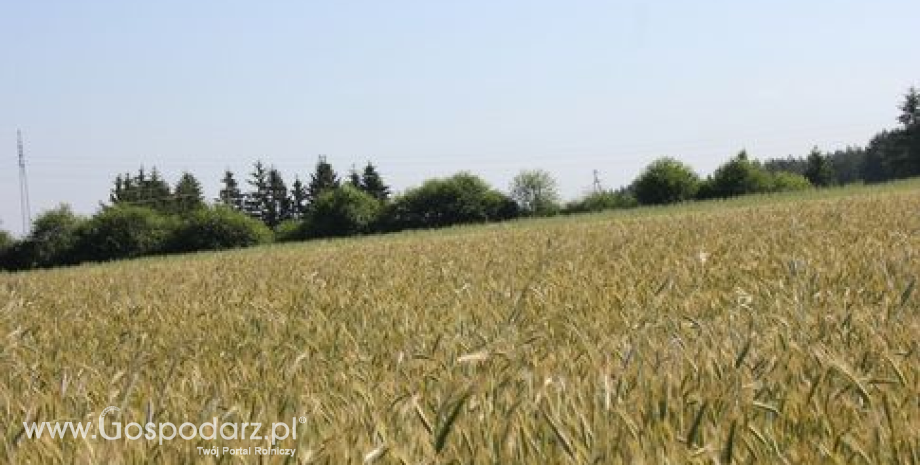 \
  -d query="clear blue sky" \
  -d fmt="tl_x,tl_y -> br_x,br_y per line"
2,0 -> 918,234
